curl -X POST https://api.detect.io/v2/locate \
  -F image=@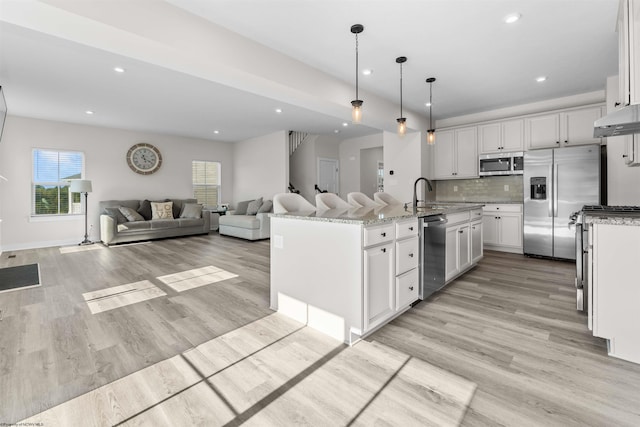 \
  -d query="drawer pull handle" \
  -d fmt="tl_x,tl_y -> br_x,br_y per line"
459,230 -> 463,234
381,248 -> 386,253
409,226 -> 414,231
381,232 -> 386,237
409,253 -> 414,258
409,286 -> 414,291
